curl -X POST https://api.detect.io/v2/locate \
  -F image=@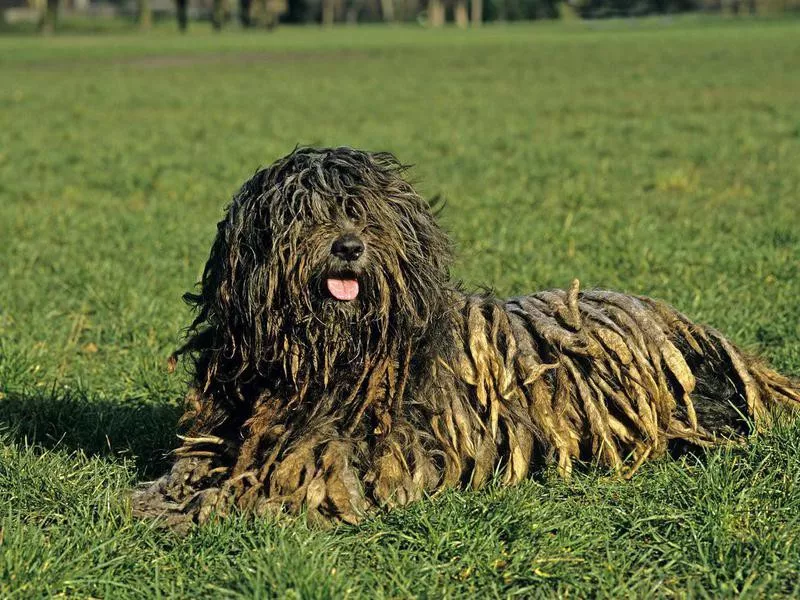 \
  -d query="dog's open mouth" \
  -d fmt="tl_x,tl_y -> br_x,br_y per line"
326,276 -> 359,301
